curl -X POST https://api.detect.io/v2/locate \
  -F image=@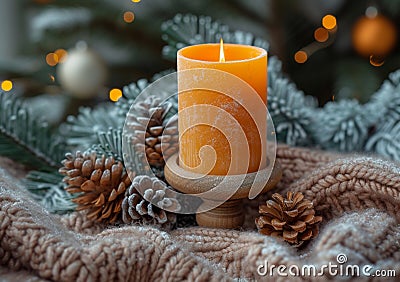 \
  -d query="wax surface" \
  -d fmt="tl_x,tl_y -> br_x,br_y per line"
178,43 -> 267,175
